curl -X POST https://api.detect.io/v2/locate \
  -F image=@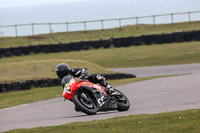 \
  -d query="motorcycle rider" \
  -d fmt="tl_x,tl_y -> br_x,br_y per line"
56,63 -> 114,95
